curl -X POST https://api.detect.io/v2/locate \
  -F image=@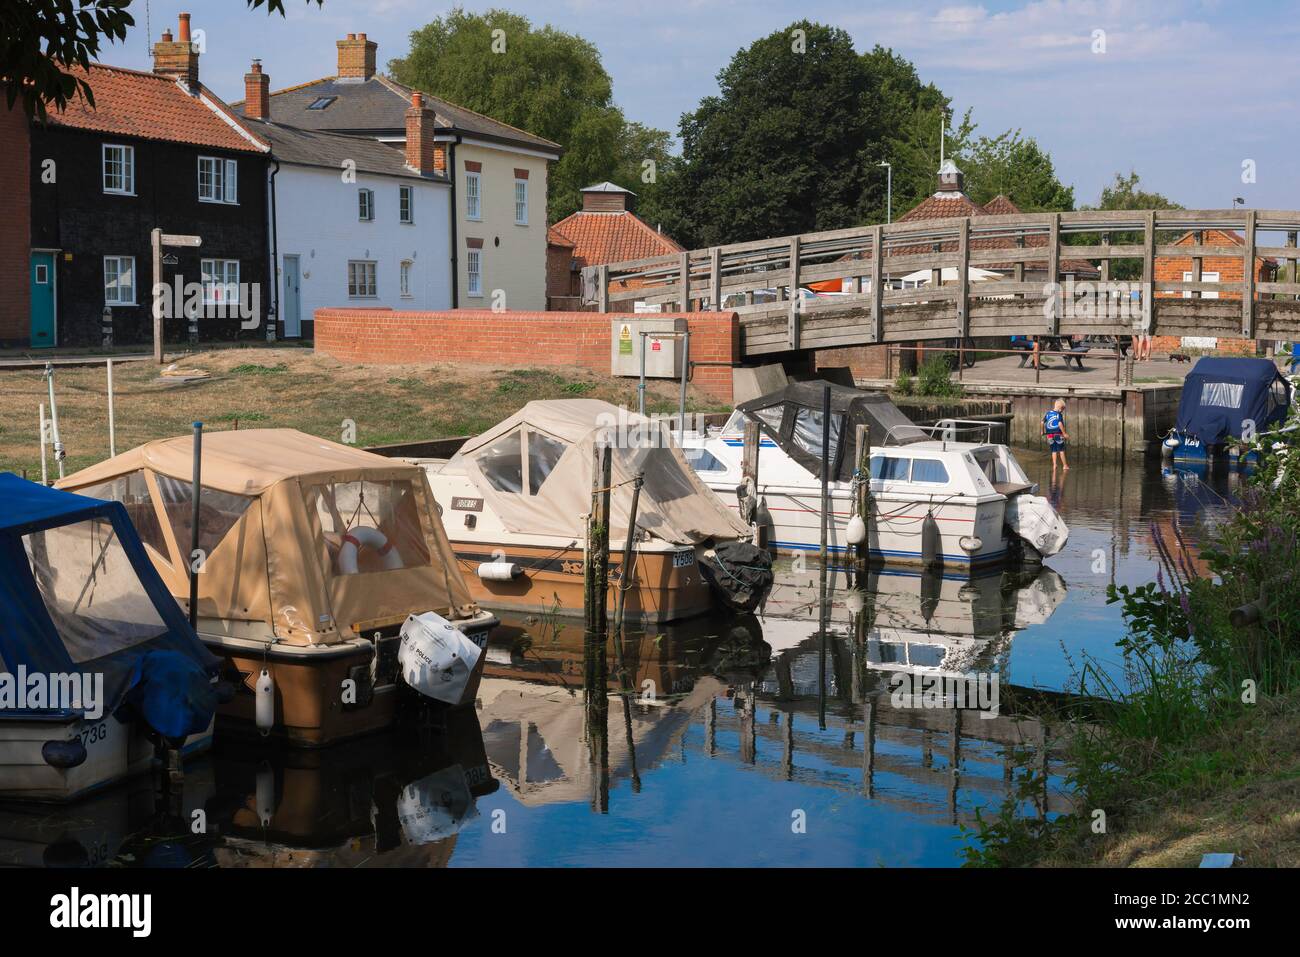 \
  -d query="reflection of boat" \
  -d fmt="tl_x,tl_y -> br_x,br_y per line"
682,381 -> 1068,569
1162,357 -> 1292,466
417,400 -> 764,623
0,474 -> 219,802
207,710 -> 496,867
60,431 -> 496,747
